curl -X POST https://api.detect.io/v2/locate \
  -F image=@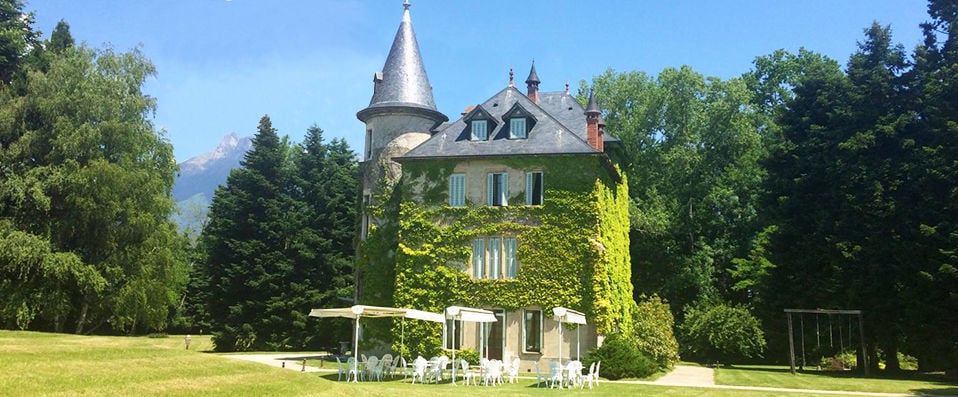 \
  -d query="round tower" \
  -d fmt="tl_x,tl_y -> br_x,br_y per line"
356,1 -> 447,207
